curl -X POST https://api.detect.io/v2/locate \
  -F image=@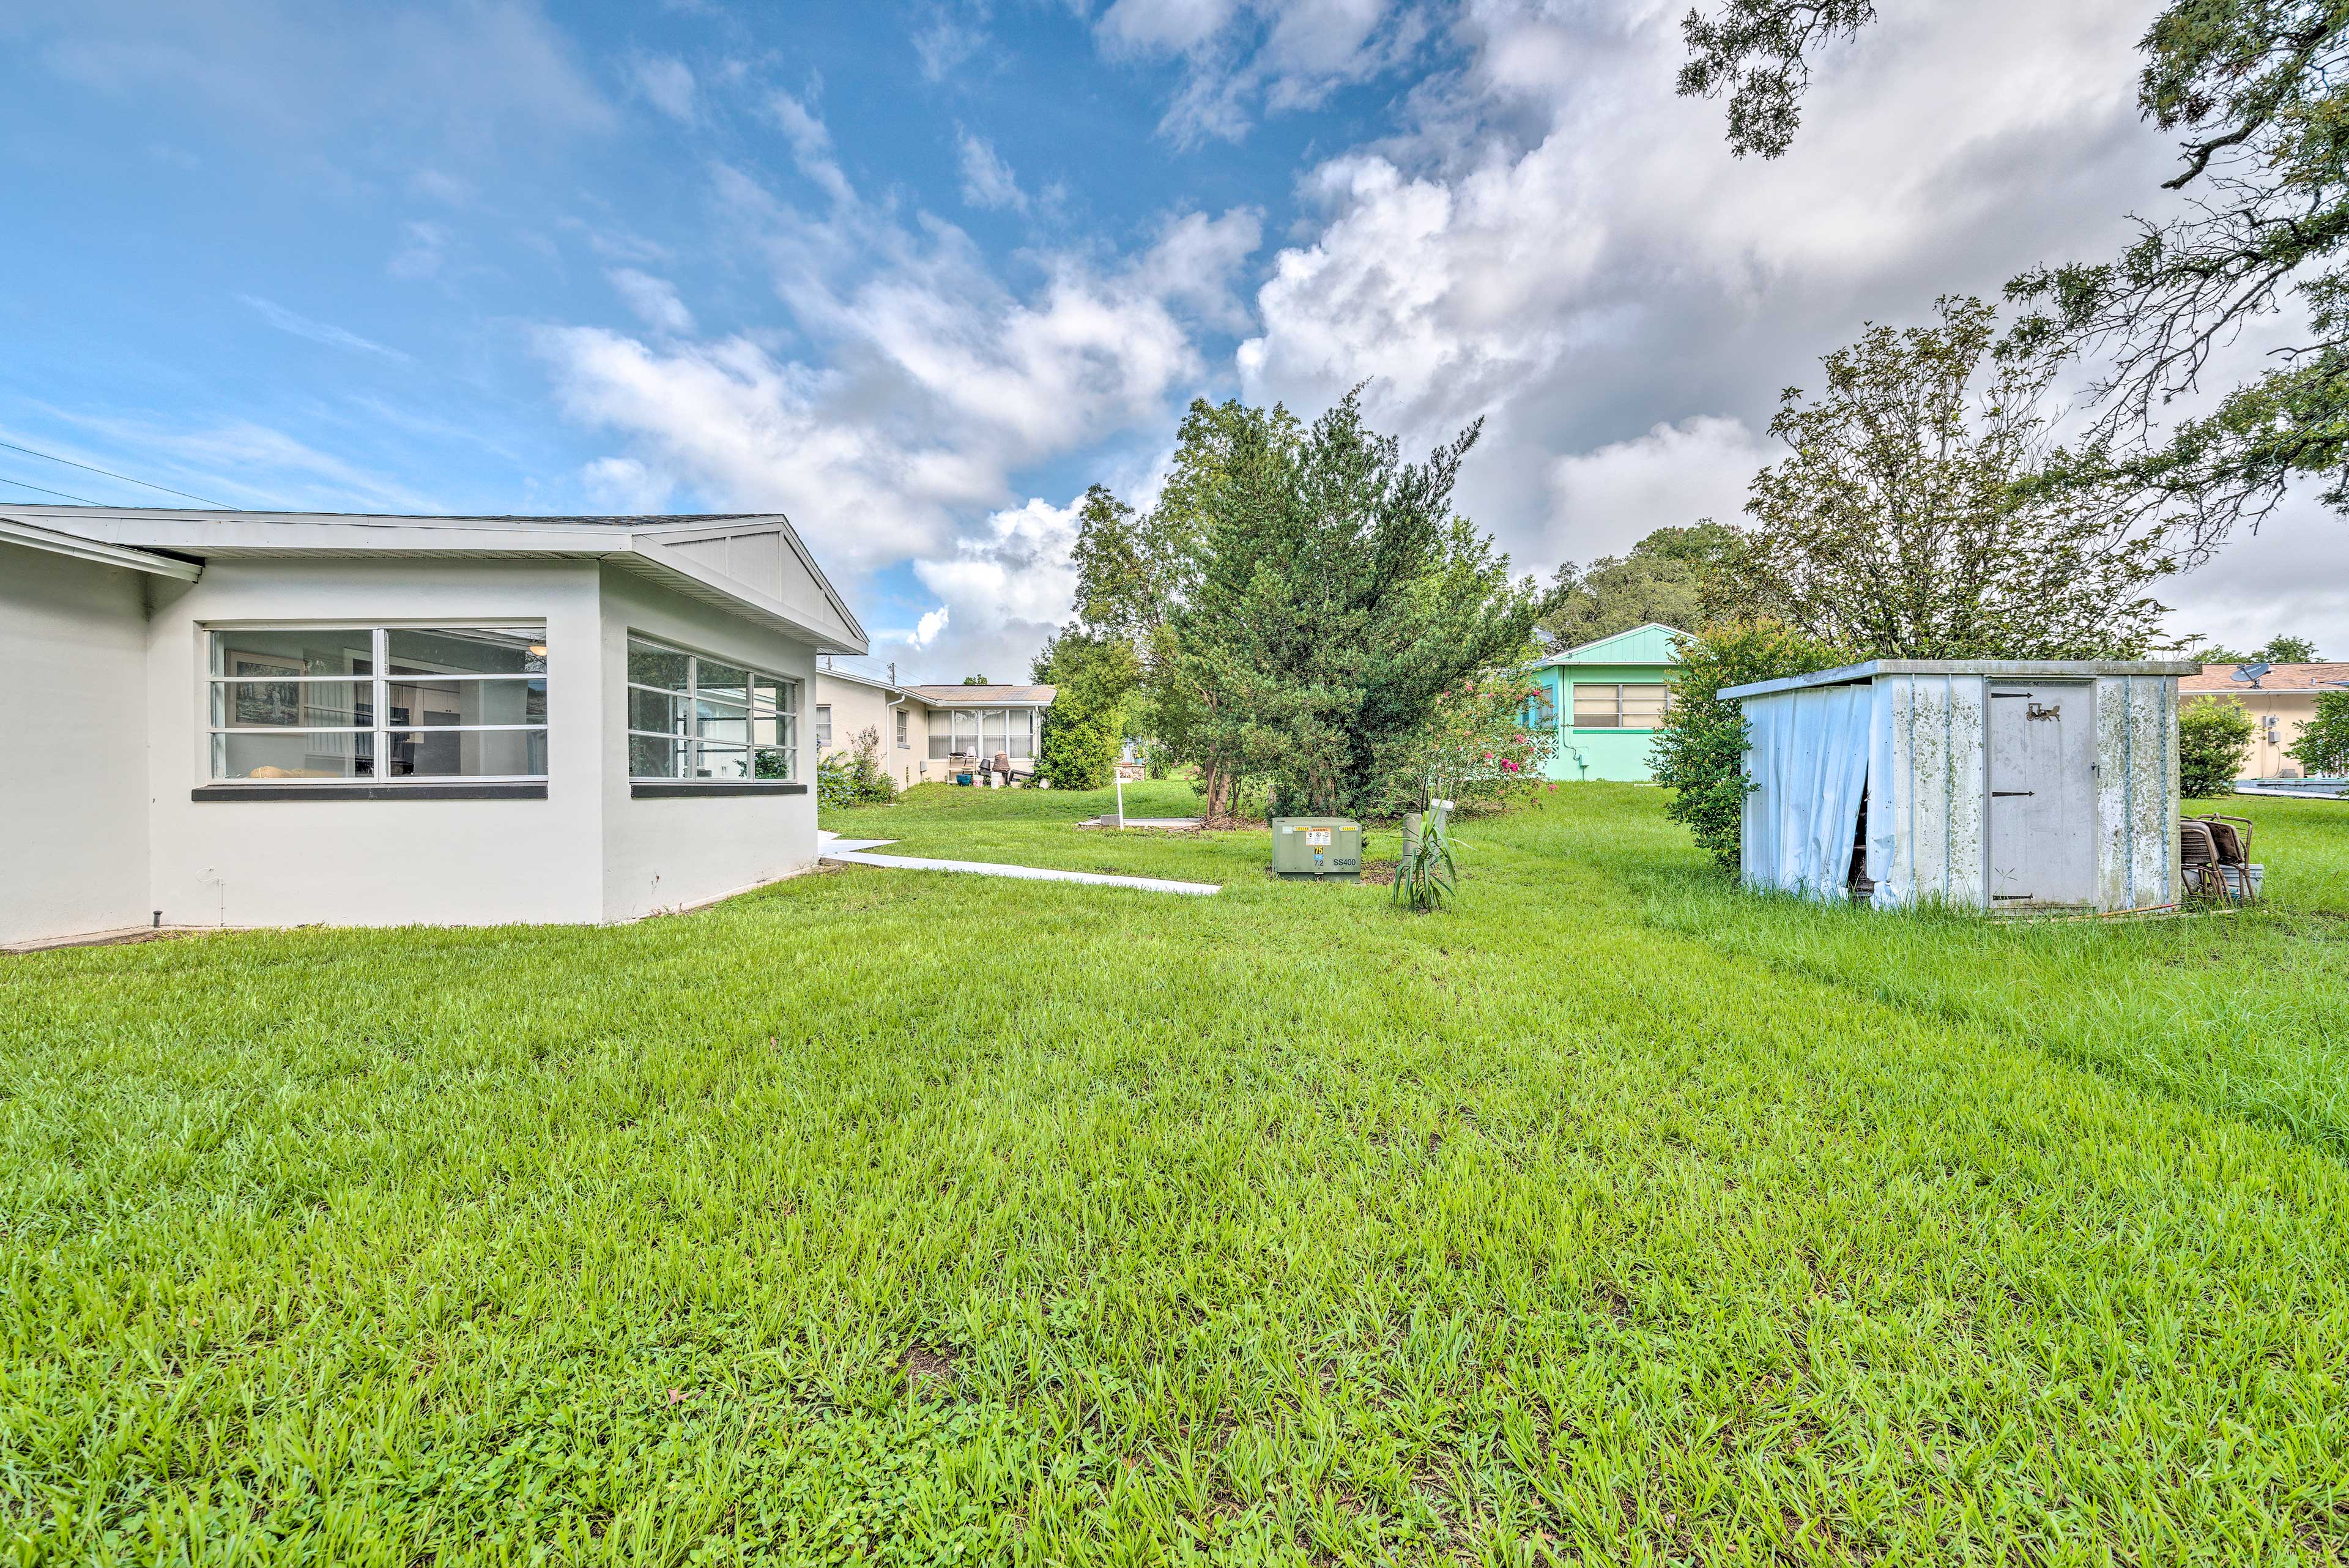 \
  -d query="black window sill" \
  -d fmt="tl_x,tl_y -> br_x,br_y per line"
192,783 -> 548,803
631,781 -> 807,798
